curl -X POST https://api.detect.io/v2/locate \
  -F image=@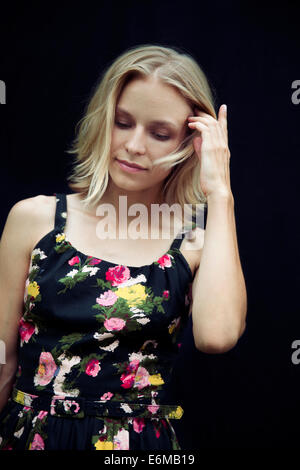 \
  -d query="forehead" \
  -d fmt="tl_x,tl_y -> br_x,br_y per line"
117,76 -> 193,121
